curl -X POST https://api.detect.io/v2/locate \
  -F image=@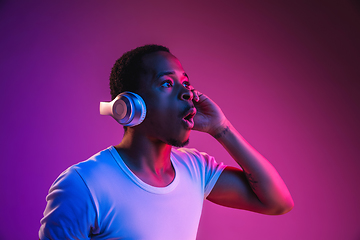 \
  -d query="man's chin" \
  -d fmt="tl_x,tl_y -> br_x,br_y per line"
167,138 -> 189,148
